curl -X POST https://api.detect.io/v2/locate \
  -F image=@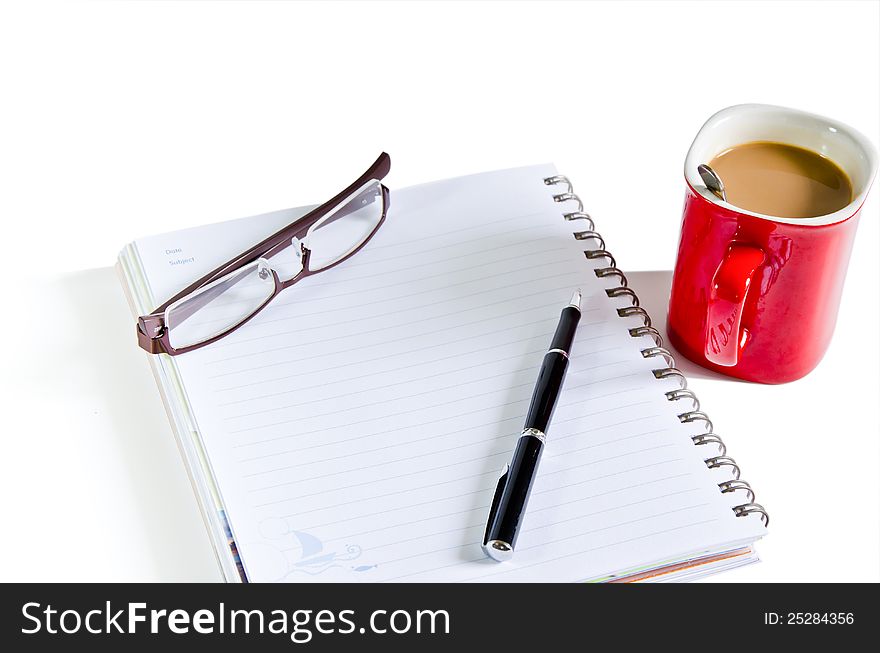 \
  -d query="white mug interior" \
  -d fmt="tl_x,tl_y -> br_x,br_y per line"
684,103 -> 878,226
